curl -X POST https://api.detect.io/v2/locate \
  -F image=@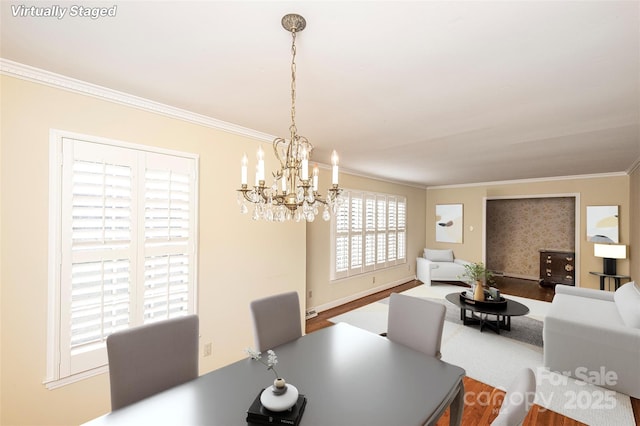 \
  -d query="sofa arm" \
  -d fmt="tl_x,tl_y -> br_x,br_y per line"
417,257 -> 438,269
416,257 -> 437,286
555,285 -> 614,302
544,313 -> 640,395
